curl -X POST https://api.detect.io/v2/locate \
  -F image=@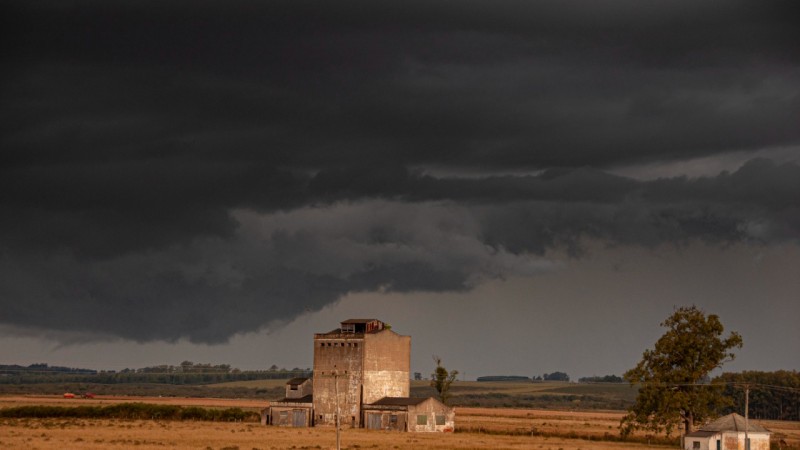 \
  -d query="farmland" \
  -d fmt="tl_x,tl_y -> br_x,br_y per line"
0,379 -> 637,409
2,384 -> 799,450
0,416 -> 673,450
